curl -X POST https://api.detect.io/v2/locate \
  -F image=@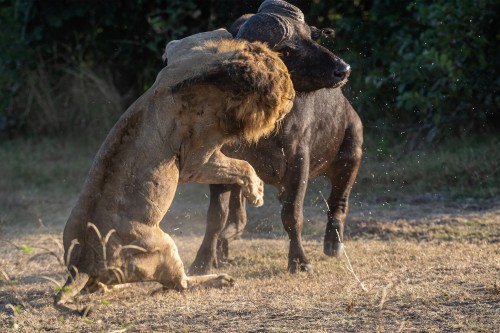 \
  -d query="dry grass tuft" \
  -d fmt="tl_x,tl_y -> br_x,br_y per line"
25,63 -> 124,137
